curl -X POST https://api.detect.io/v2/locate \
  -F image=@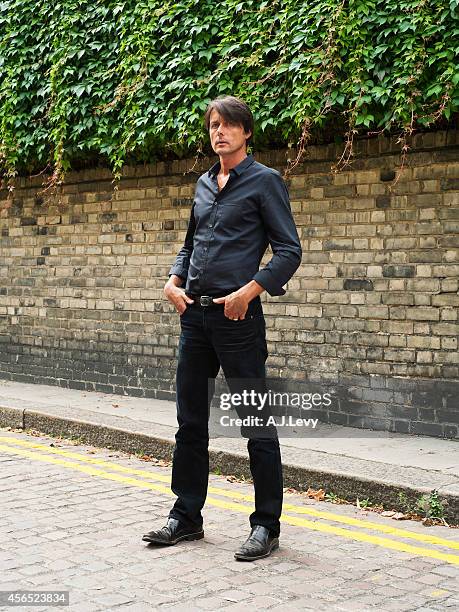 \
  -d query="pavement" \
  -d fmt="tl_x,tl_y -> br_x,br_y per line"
0,428 -> 459,611
0,379 -> 458,522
